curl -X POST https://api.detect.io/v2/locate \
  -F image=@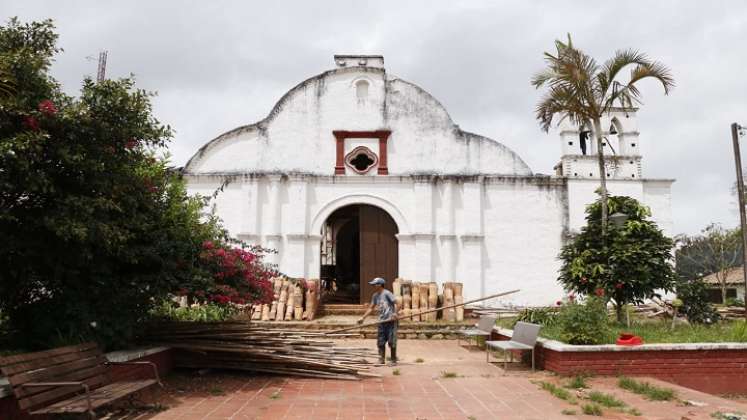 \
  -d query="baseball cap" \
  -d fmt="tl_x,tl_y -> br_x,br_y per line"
368,277 -> 386,285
